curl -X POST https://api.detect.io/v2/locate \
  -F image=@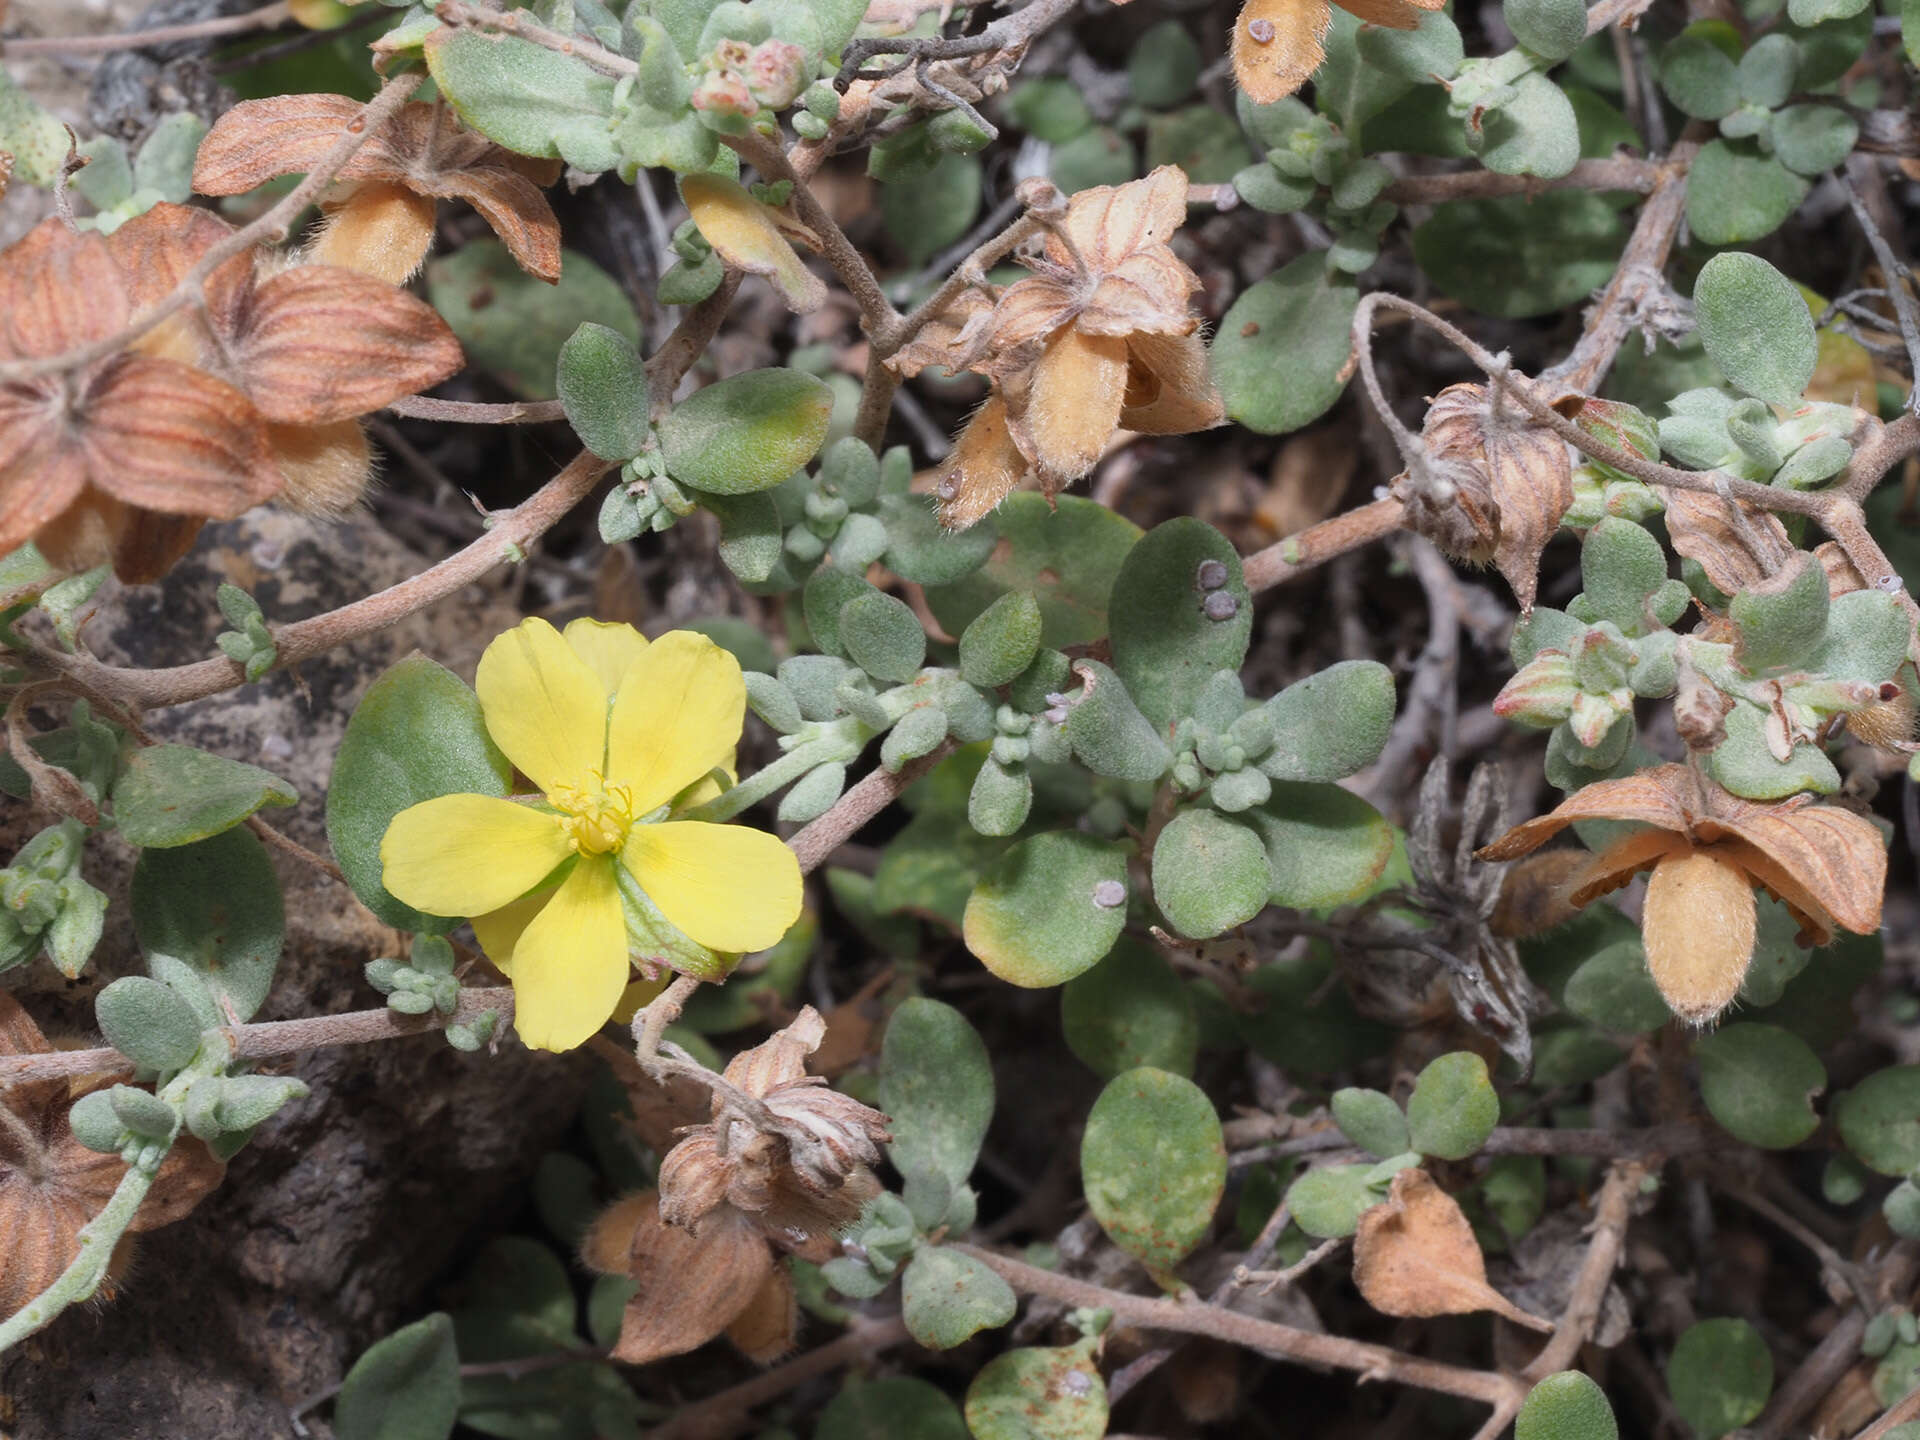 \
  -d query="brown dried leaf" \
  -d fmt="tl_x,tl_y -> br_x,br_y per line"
724,1262 -> 798,1363
236,264 -> 463,424
1815,540 -> 1869,598
1661,486 -> 1795,596
610,1193 -> 770,1364
683,173 -> 826,315
106,202 -> 250,325
1353,1169 -> 1553,1330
